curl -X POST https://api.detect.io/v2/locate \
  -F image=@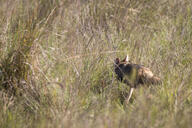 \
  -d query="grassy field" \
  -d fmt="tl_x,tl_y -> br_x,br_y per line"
0,0 -> 192,128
